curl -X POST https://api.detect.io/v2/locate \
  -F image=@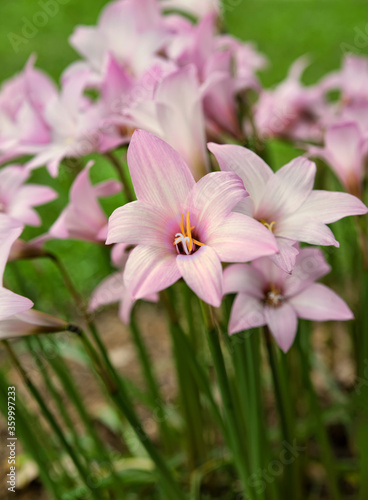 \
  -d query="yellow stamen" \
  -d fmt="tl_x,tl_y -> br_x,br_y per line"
180,213 -> 185,235
260,219 -> 276,232
186,211 -> 193,251
173,211 -> 205,252
192,238 -> 204,247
